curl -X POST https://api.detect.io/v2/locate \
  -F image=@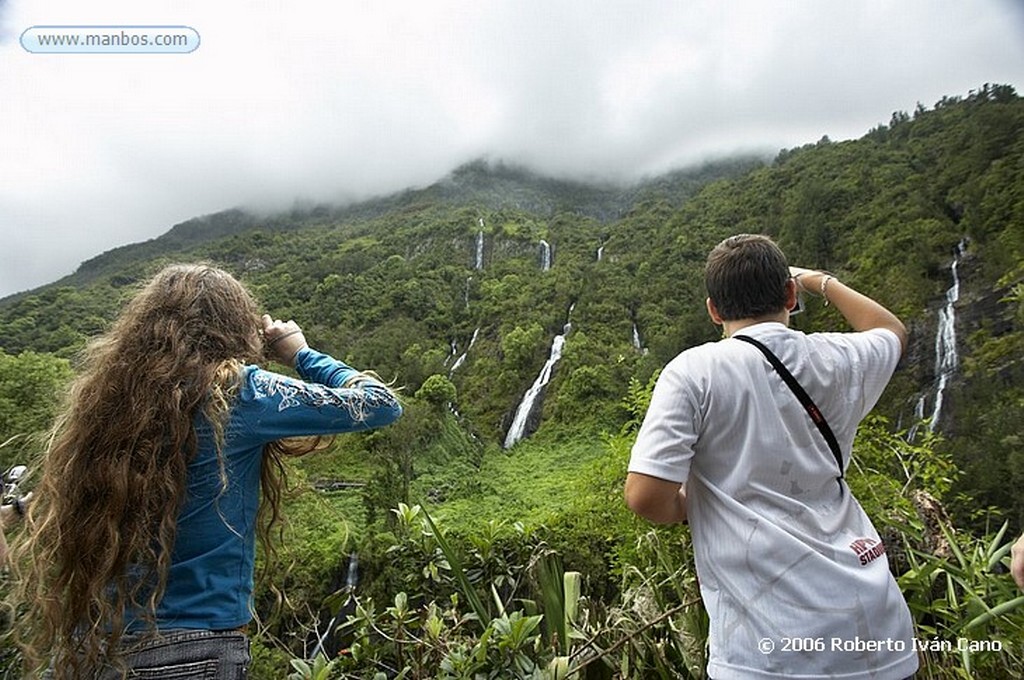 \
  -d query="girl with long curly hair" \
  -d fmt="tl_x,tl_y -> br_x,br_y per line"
9,264 -> 402,678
